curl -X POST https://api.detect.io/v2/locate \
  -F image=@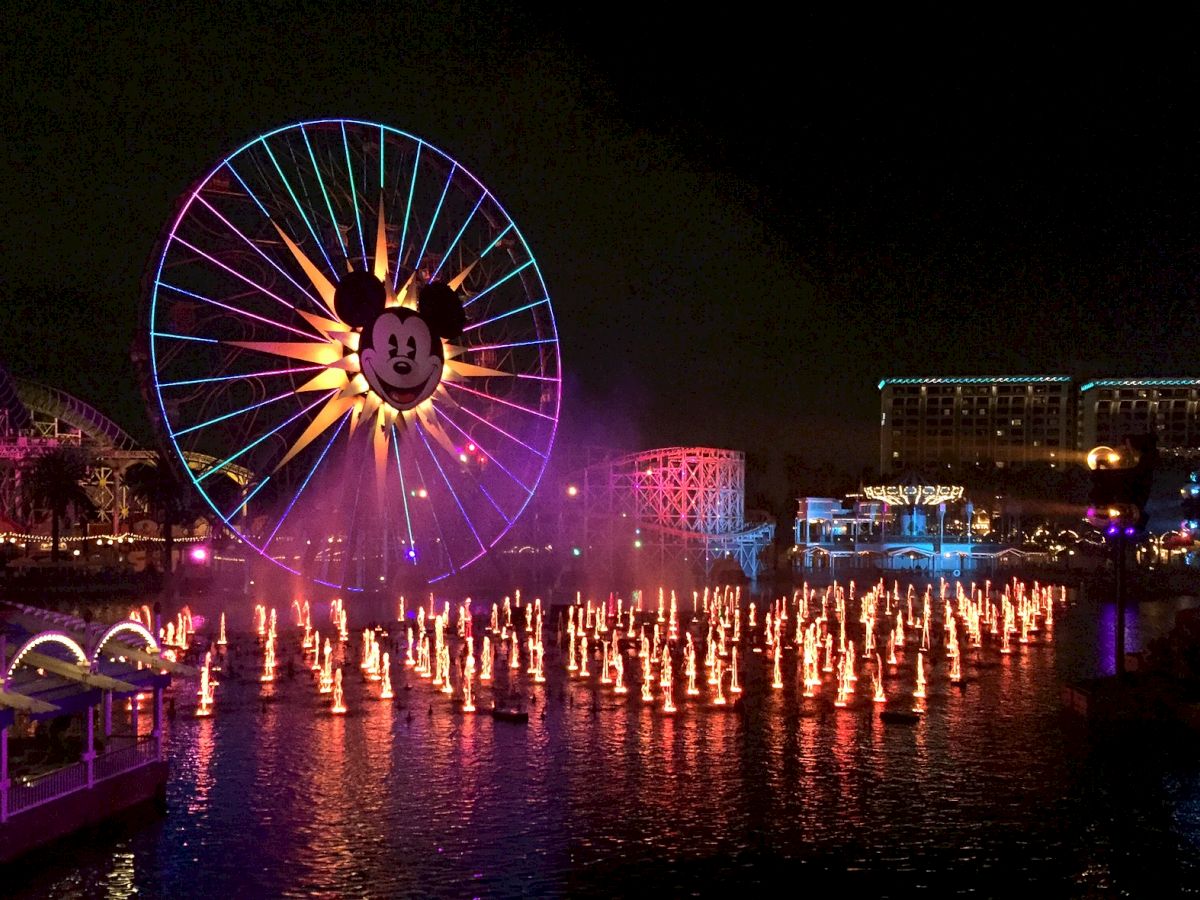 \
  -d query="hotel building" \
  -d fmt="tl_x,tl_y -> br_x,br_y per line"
880,376 -> 1200,474
879,376 -> 1074,474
